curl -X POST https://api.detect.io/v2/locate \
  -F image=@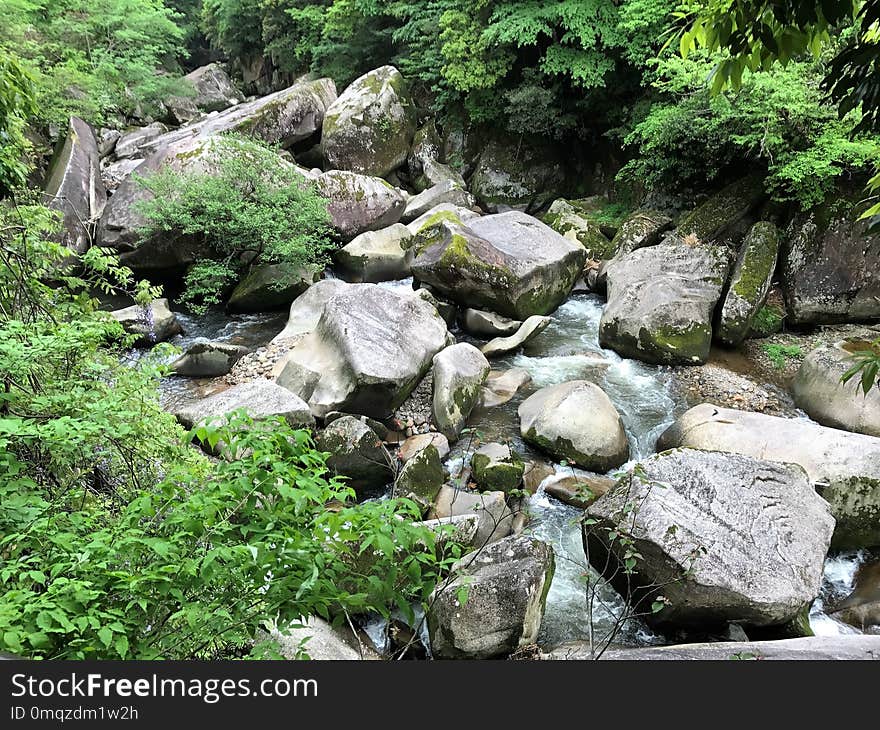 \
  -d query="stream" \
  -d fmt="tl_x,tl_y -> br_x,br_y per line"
158,283 -> 871,648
